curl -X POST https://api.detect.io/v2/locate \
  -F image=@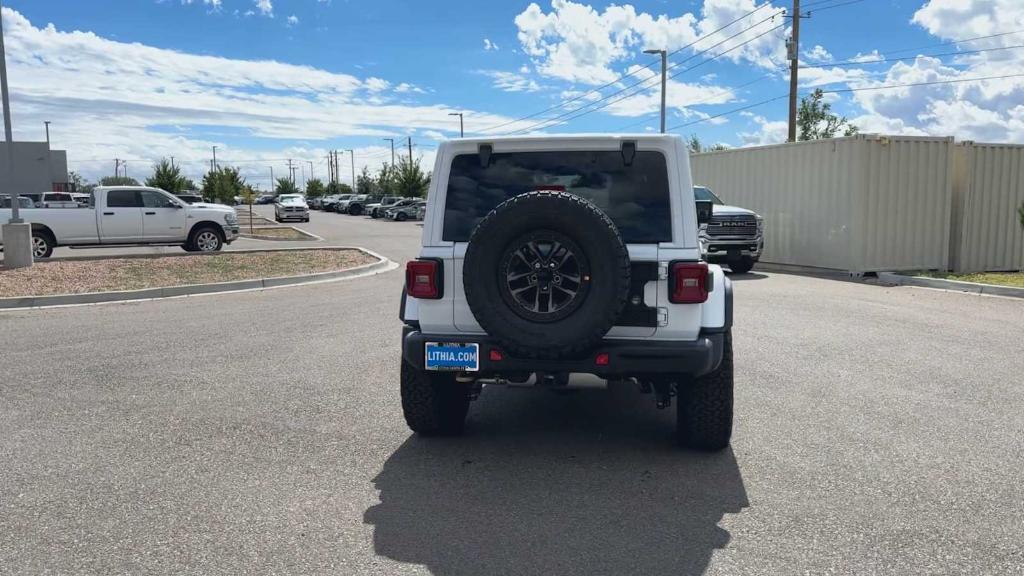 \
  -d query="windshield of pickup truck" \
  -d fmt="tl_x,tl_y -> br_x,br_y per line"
694,186 -> 724,205
443,150 -> 671,243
